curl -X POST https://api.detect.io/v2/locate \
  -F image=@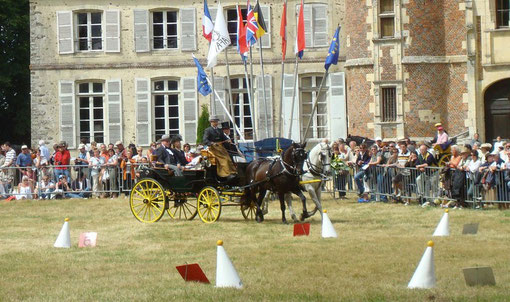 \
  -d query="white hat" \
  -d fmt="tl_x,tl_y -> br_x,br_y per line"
115,141 -> 123,146
375,137 -> 382,142
21,145 -> 28,149
38,140 -> 45,146
78,144 -> 86,149
480,143 -> 492,149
